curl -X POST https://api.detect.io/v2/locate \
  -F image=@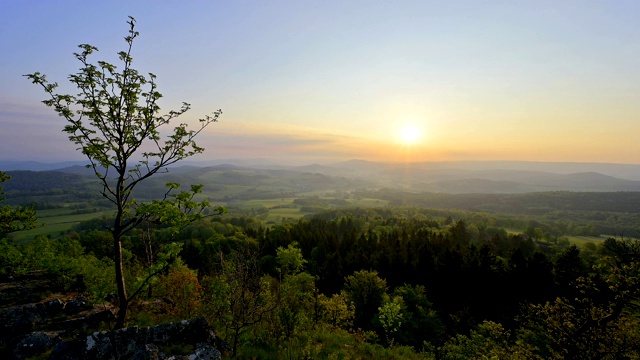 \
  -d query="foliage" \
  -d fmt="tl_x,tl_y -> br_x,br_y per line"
203,249 -> 274,356
0,238 -> 25,276
239,325 -> 427,360
7,235 -> 115,300
392,284 -> 444,348
276,271 -> 316,339
344,270 -> 388,331
25,16 -> 222,328
520,238 -> 640,359
317,292 -> 355,330
378,295 -> 403,346
438,321 -> 533,359
0,171 -> 37,236
155,260 -> 204,319
179,219 -> 259,276
9,195 -> 640,358
276,242 -> 307,275
357,189 -> 640,237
